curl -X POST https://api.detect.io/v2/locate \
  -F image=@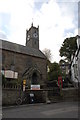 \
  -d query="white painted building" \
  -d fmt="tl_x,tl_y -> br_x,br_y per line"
71,35 -> 80,88
77,36 -> 80,84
